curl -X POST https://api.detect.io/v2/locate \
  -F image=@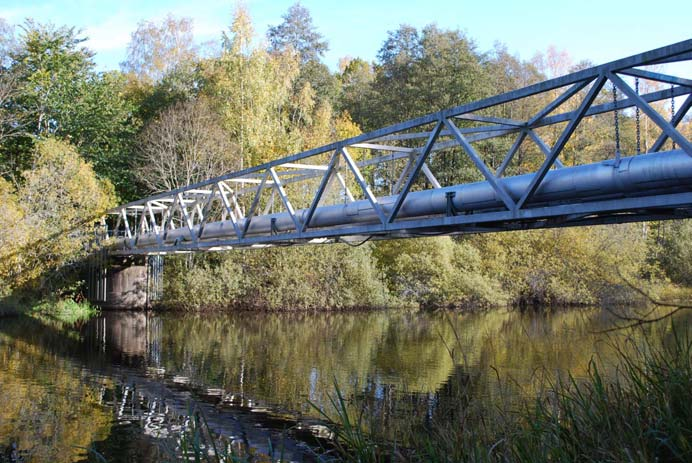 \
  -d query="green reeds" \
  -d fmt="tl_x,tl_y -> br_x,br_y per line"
310,380 -> 390,462
167,403 -> 287,463
319,322 -> 692,462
